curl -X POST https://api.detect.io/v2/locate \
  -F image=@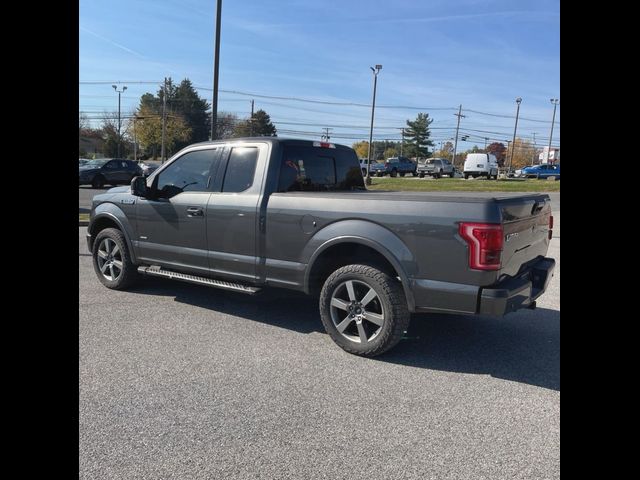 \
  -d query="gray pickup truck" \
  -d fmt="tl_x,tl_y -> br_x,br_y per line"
87,138 -> 555,357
